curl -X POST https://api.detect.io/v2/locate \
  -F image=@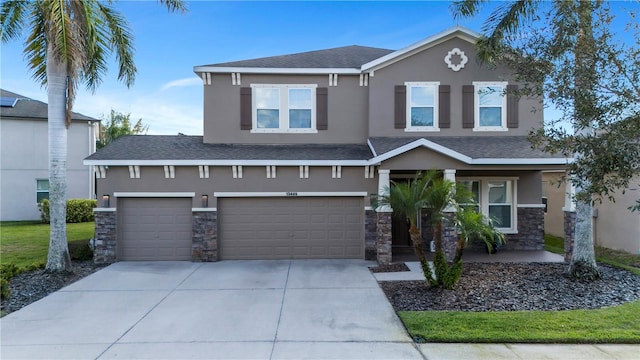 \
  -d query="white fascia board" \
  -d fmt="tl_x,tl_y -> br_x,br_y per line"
93,208 -> 116,212
214,191 -> 368,198
368,139 -> 571,166
84,159 -> 369,166
469,158 -> 572,165
366,138 -> 378,157
361,26 -> 480,72
192,208 -> 218,212
193,66 -> 361,75
368,138 -> 473,165
114,192 -> 195,198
